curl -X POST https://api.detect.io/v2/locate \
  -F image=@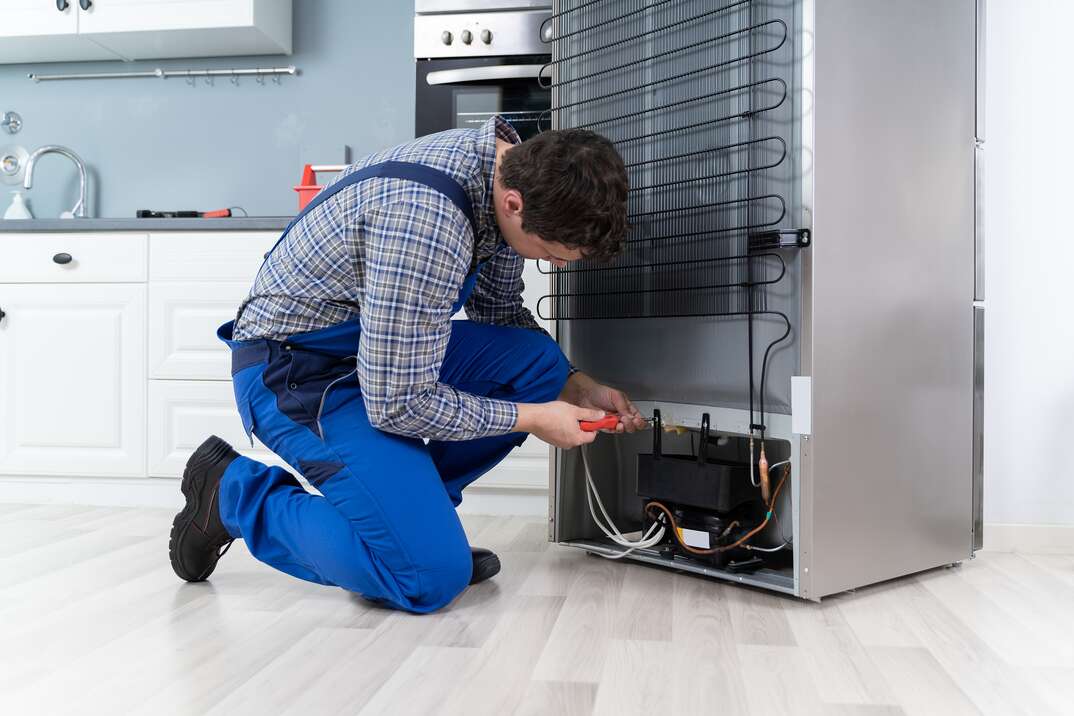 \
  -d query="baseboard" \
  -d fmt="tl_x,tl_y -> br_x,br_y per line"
9,477 -> 1067,544
982,522 -> 1074,554
0,475 -> 550,517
